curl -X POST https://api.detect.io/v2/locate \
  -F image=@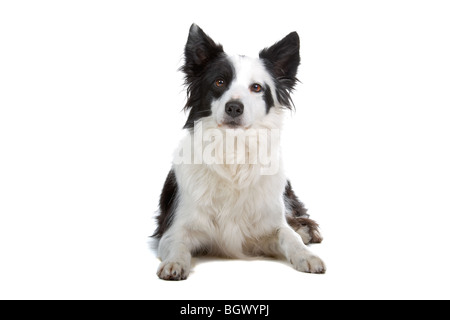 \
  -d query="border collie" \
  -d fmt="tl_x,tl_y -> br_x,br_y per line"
153,24 -> 325,280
